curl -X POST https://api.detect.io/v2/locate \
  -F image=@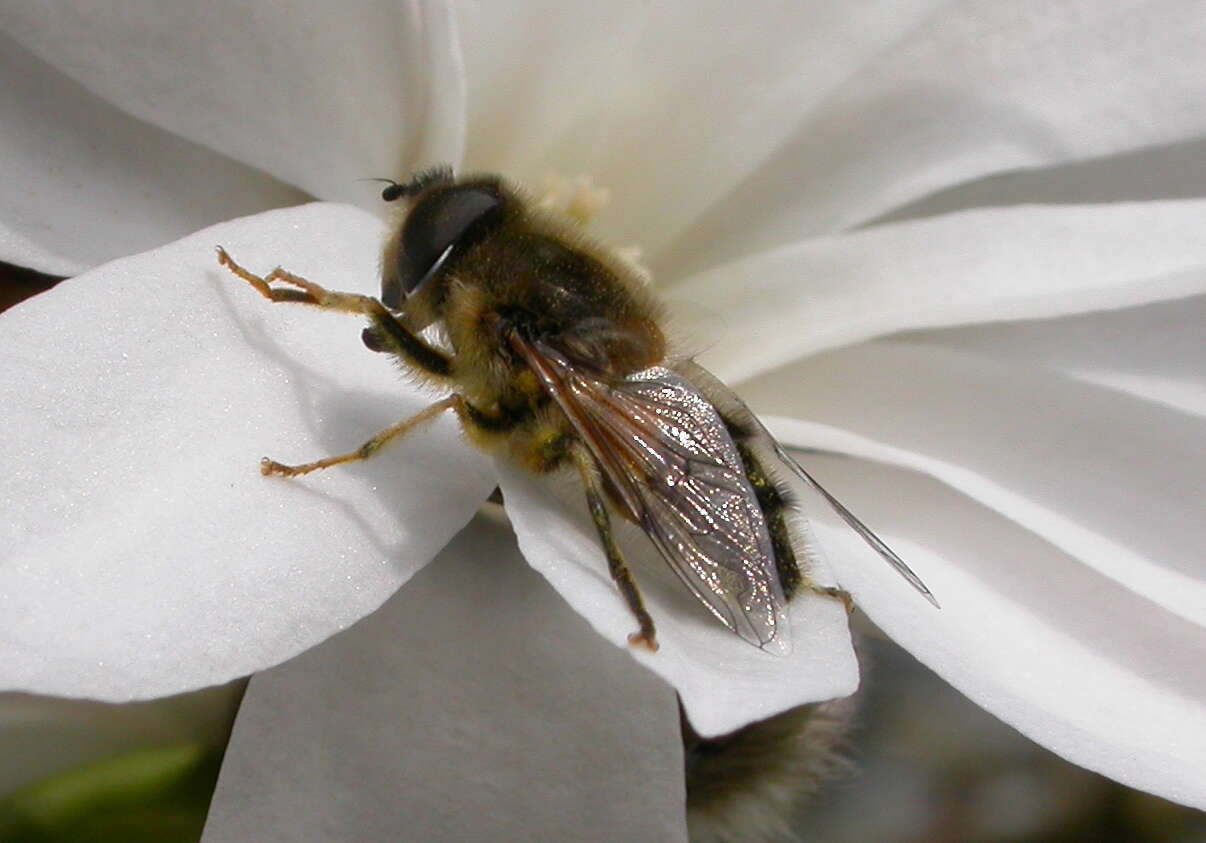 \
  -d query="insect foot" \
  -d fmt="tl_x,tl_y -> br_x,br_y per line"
628,631 -> 660,652
815,585 -> 856,615
260,457 -> 295,477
